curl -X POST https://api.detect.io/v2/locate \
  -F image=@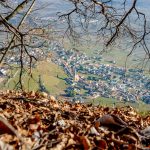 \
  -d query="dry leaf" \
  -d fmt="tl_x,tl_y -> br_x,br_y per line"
0,120 -> 14,135
97,139 -> 107,150
80,136 -> 91,150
